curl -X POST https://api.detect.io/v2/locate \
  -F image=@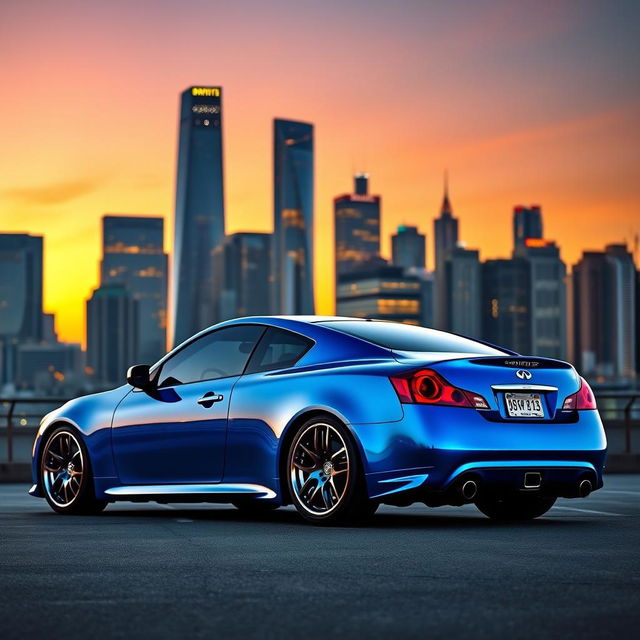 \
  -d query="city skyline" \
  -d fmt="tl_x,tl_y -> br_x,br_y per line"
1,0 -> 639,343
